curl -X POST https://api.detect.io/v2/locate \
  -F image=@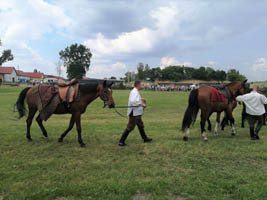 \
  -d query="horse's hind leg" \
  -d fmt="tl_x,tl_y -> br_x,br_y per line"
214,112 -> 221,135
207,113 -> 212,131
36,114 -> 48,138
58,114 -> 75,143
200,111 -> 209,141
26,106 -> 37,141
